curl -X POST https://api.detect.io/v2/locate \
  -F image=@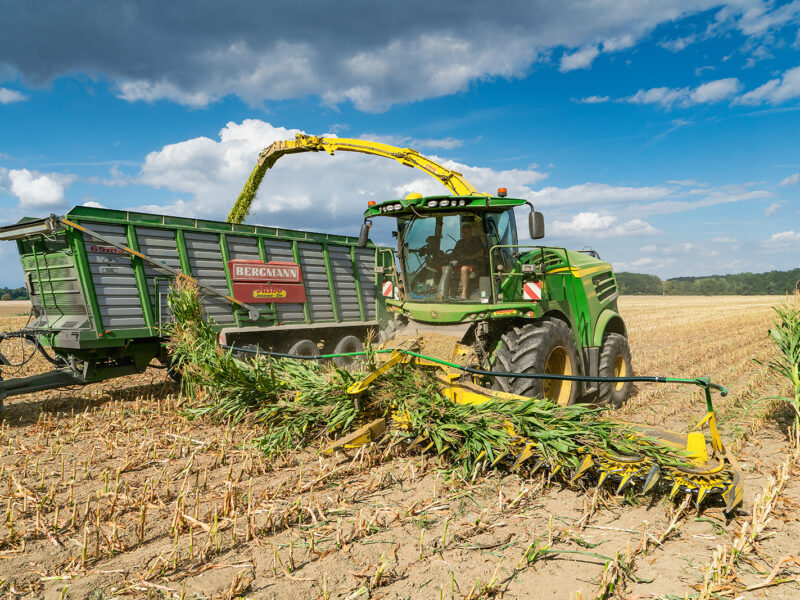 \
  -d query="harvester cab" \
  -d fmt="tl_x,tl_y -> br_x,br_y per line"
362,191 -> 629,408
